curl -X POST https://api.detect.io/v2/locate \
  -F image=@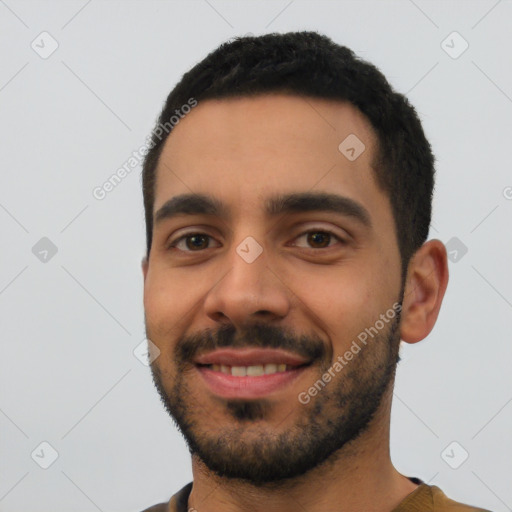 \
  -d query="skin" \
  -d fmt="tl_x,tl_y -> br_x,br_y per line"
142,94 -> 449,512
